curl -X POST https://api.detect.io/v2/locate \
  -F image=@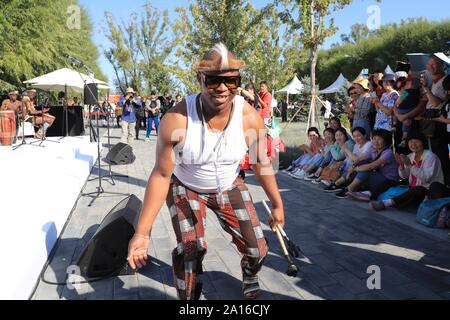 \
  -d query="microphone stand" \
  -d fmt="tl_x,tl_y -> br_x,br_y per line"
28,91 -> 59,147
13,105 -> 40,150
68,60 -> 129,207
91,100 -> 128,186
